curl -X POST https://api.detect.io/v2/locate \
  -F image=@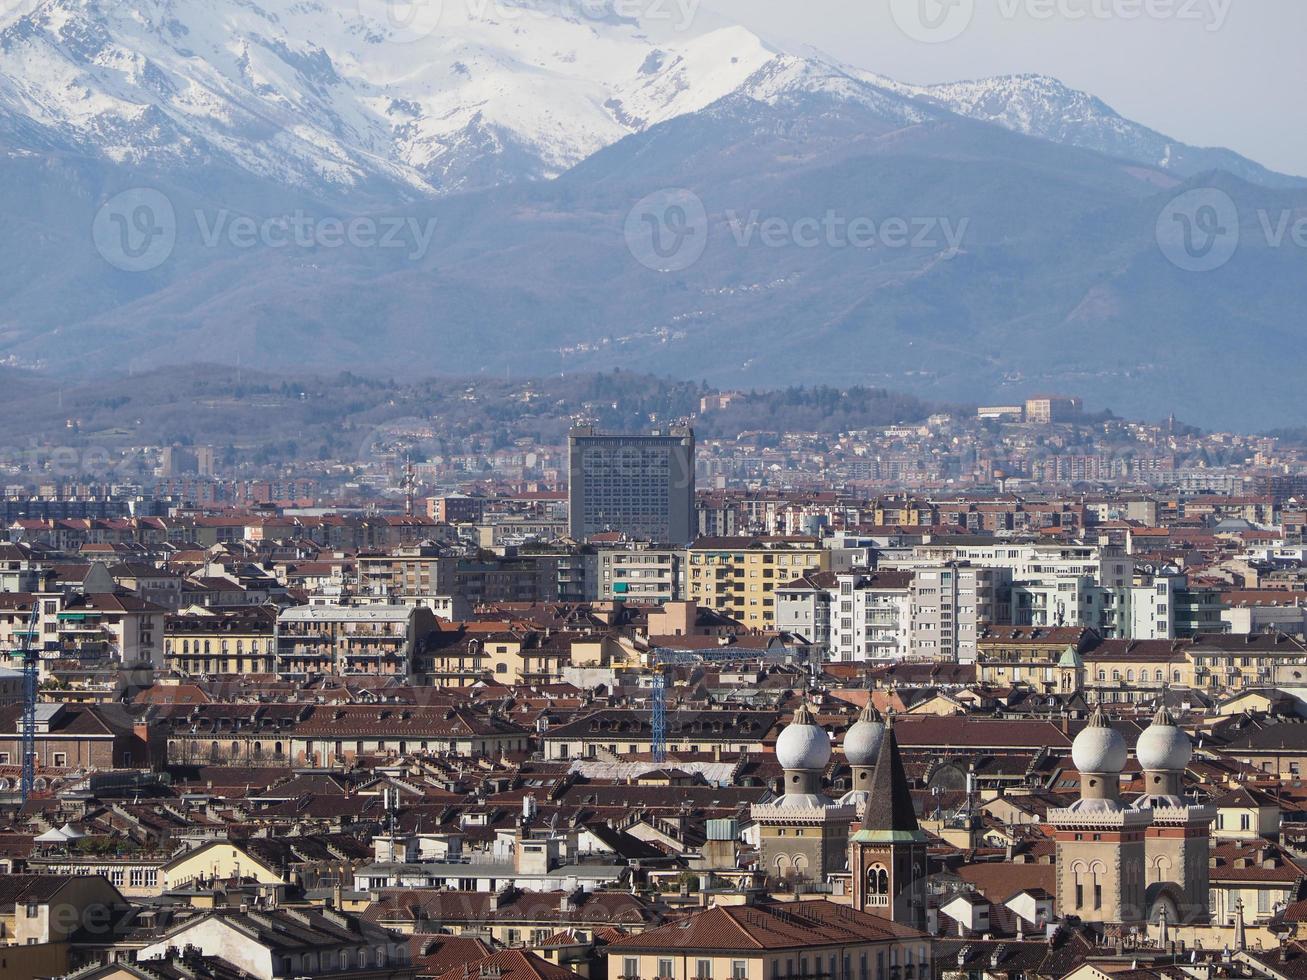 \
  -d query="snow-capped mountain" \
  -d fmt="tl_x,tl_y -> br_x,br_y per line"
0,0 -> 1292,200
872,72 -> 1300,188
0,0 -> 781,196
